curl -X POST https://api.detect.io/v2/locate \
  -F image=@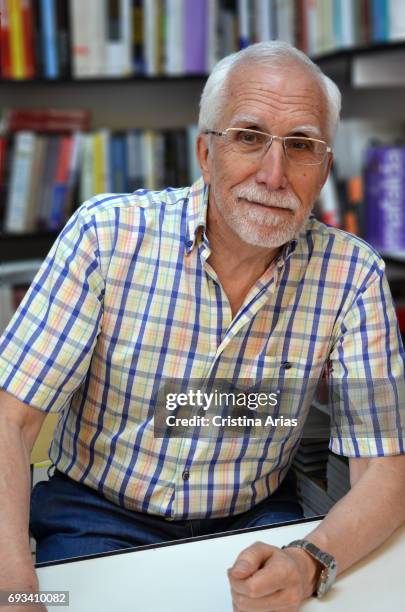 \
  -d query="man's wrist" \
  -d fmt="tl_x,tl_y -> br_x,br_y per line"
283,546 -> 323,599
